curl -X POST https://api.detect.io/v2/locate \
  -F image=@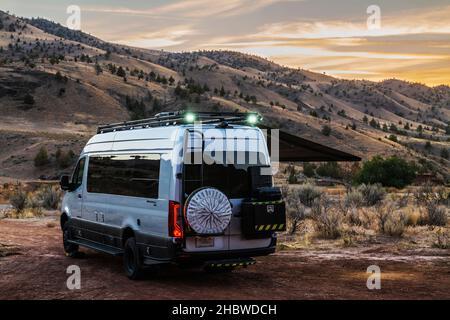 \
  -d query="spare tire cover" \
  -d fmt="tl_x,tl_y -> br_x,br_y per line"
185,187 -> 232,234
